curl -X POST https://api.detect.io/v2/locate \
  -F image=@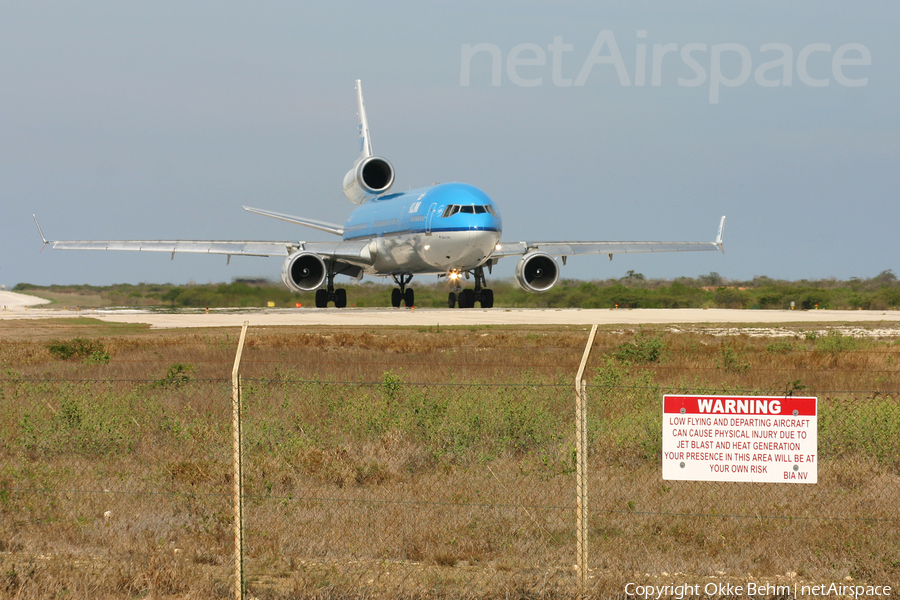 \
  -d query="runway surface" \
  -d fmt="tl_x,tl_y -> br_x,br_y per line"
3,305 -> 900,330
2,290 -> 899,328
0,290 -> 51,309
